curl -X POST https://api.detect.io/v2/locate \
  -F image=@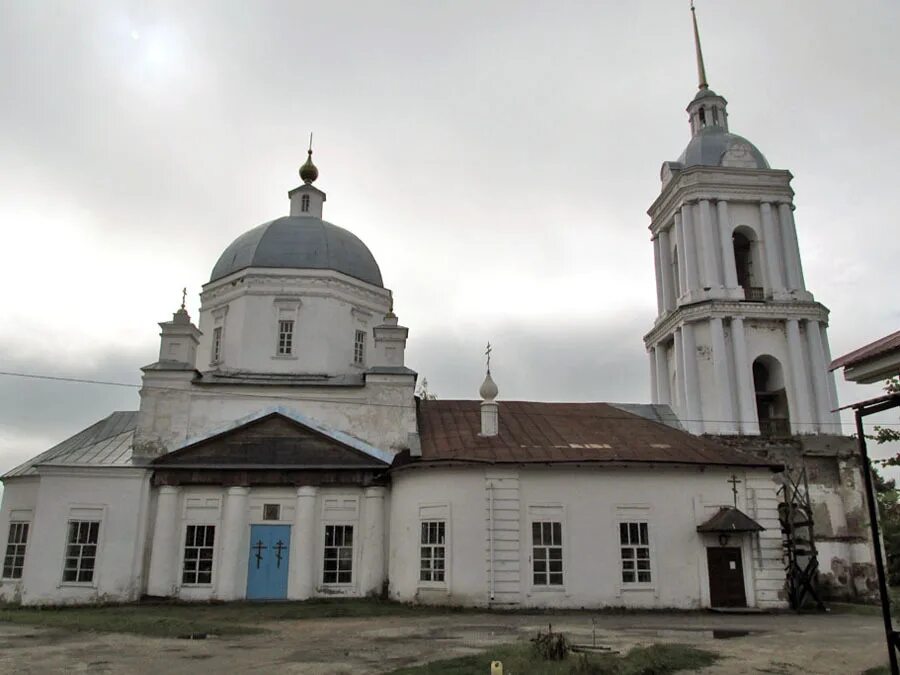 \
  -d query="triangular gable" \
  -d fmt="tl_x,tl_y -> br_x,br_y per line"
153,410 -> 391,469
696,507 -> 765,533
